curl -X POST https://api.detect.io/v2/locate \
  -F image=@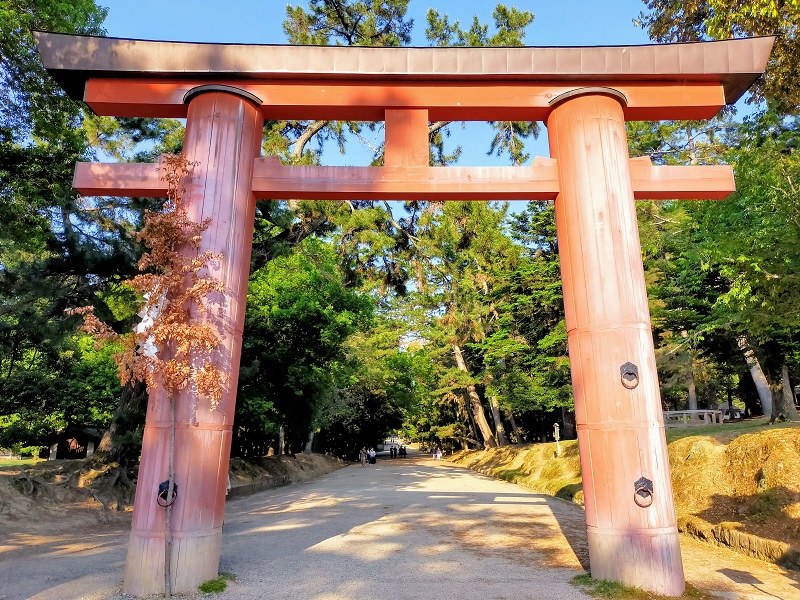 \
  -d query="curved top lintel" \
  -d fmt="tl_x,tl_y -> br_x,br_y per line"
183,84 -> 263,106
549,87 -> 628,109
